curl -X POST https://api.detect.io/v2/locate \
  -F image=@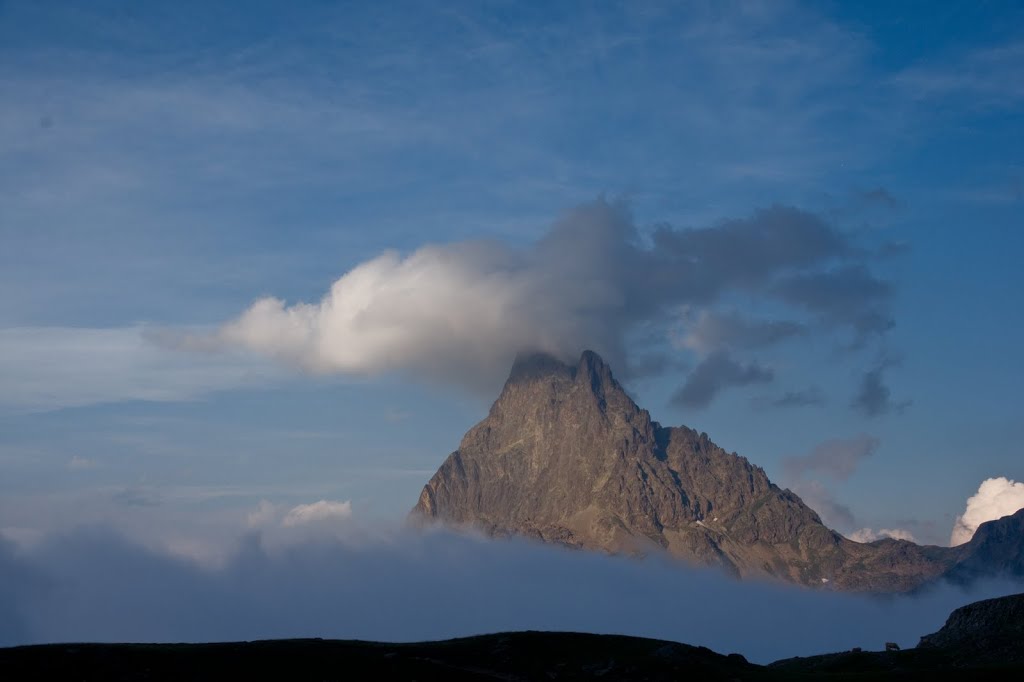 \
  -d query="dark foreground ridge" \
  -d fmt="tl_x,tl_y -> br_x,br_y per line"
2,594 -> 1022,681
413,350 -> 1024,592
